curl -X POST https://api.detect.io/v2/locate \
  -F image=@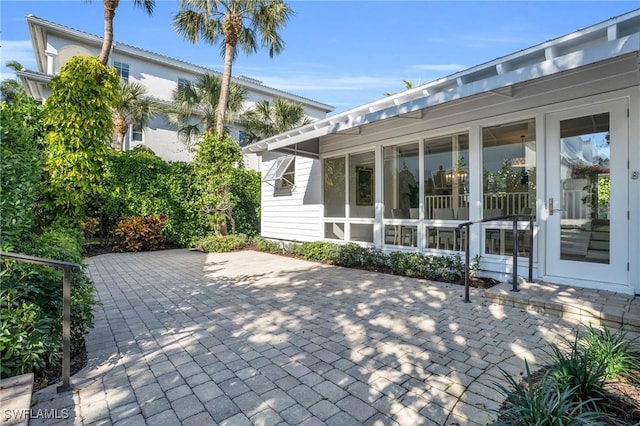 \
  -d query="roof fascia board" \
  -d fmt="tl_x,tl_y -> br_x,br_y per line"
260,30 -> 640,153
